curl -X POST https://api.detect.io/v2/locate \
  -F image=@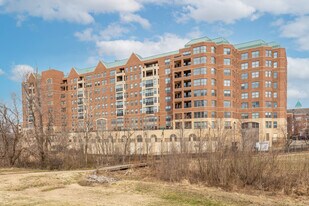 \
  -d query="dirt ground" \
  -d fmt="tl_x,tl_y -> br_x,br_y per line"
0,167 -> 308,206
